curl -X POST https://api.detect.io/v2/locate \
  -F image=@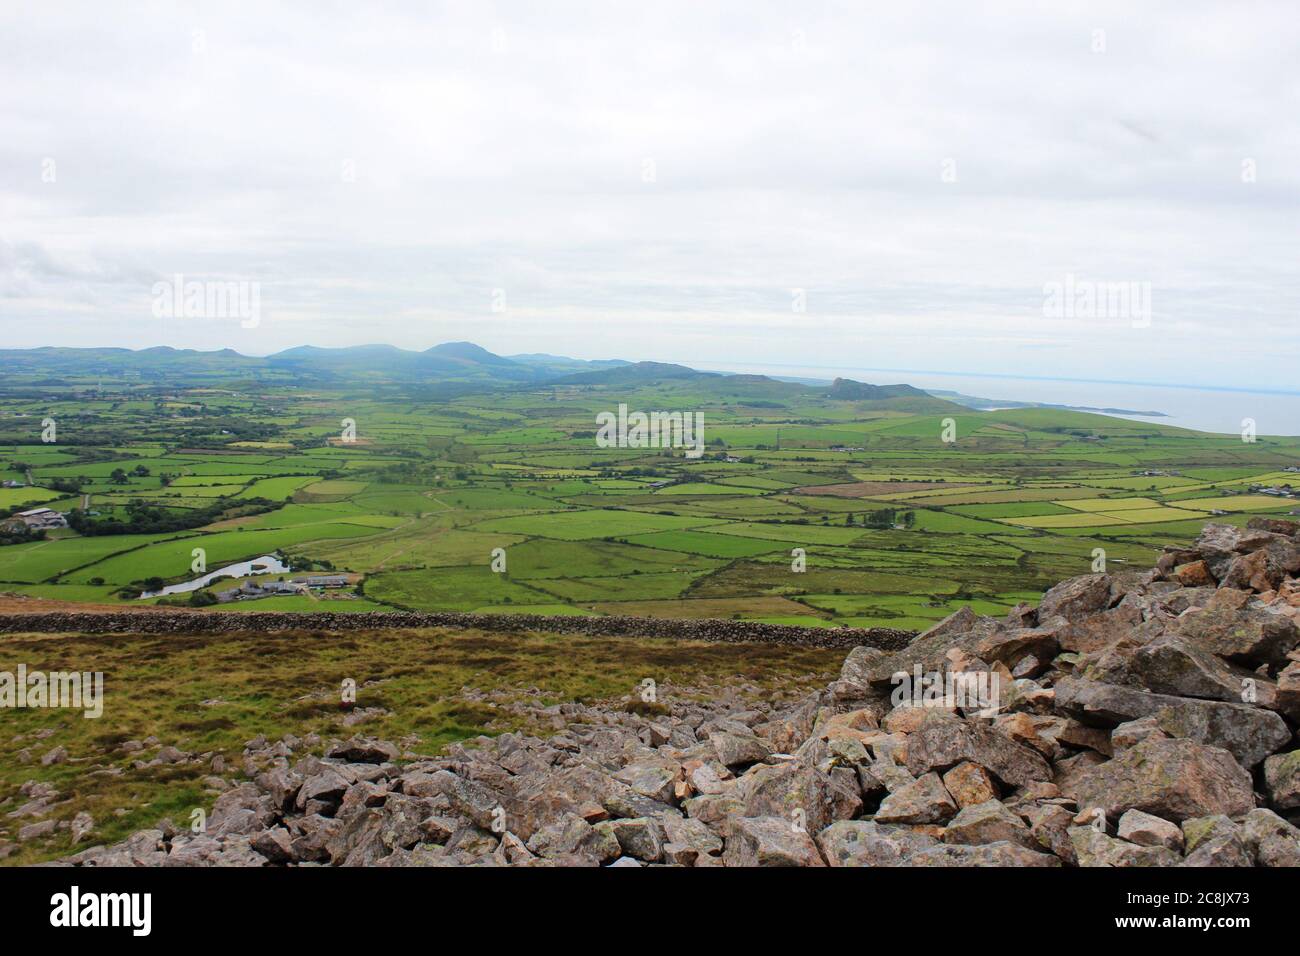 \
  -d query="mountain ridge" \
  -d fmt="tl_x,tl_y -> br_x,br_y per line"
0,343 -> 963,412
